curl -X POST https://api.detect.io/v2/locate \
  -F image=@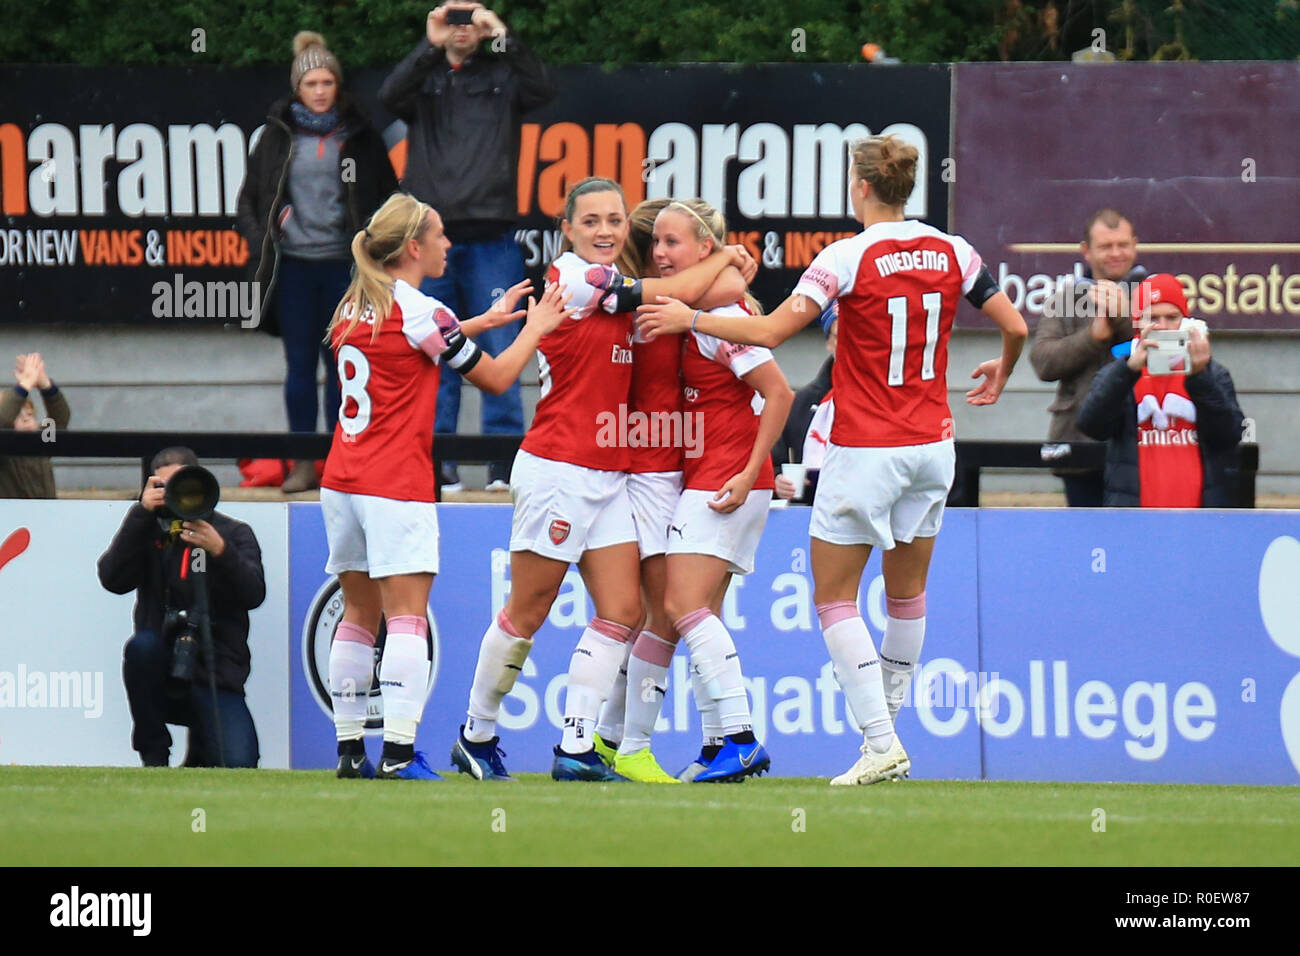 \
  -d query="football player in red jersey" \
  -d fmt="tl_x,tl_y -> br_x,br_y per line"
321,192 -> 573,781
589,198 -> 759,781
638,135 -> 1028,786
612,199 -> 792,783
452,177 -> 759,782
